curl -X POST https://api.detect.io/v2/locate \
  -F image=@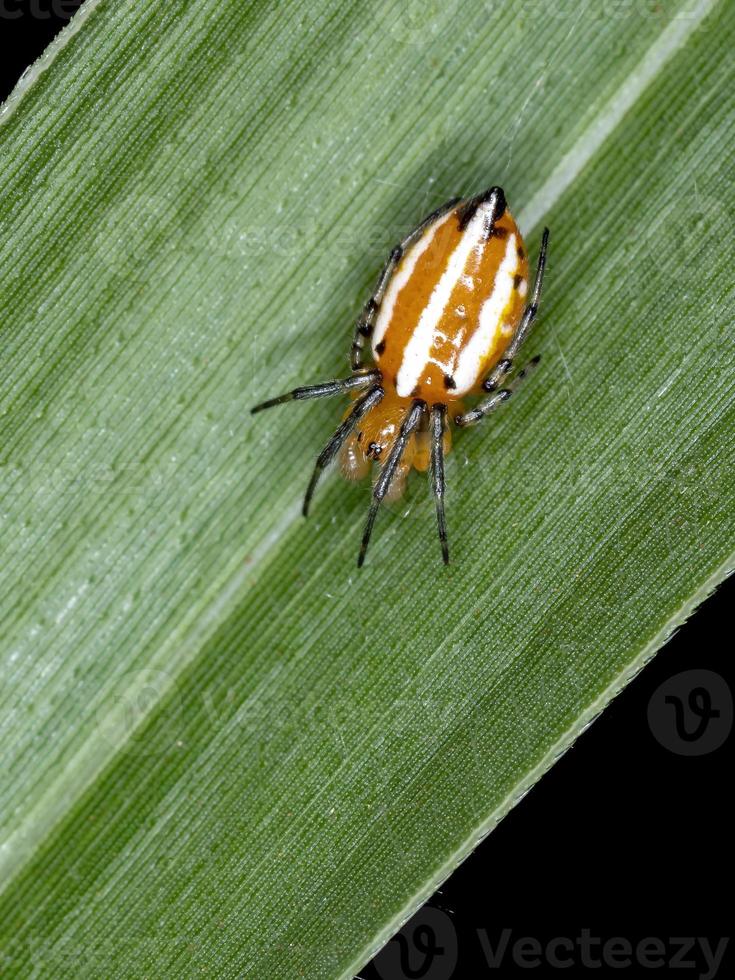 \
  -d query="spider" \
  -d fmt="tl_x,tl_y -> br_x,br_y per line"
252,186 -> 549,567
